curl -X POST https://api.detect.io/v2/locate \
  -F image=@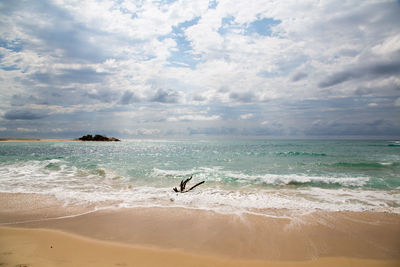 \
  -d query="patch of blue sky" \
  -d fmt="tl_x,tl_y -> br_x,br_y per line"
154,0 -> 178,6
218,16 -> 281,37
109,1 -> 138,18
161,17 -> 202,69
218,16 -> 241,35
208,0 -> 218,9
245,17 -> 281,36
1,65 -> 19,71
0,39 -> 23,52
